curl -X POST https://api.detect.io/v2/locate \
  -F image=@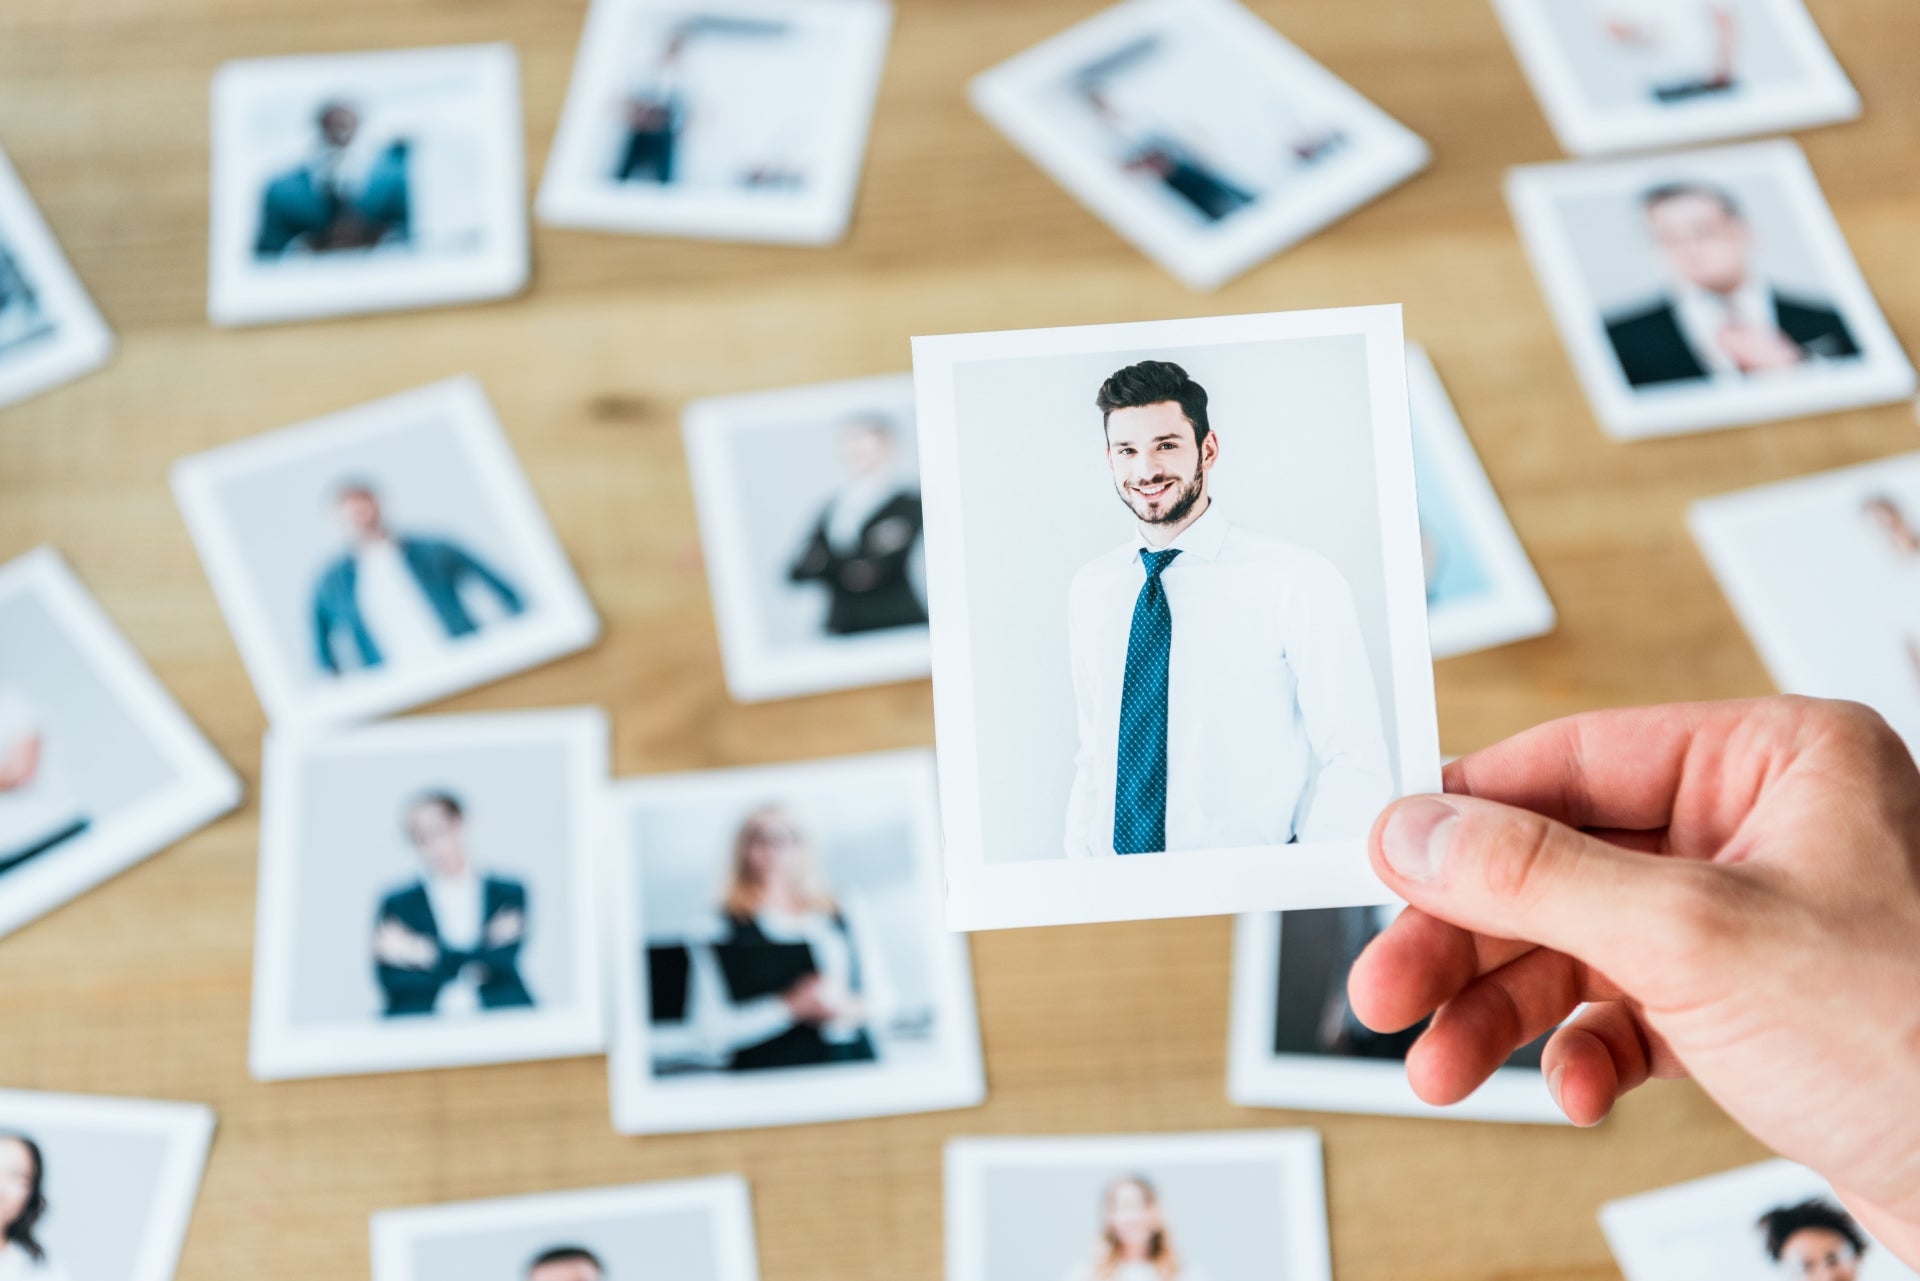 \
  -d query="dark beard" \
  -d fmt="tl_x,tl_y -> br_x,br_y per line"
1120,467 -> 1206,527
